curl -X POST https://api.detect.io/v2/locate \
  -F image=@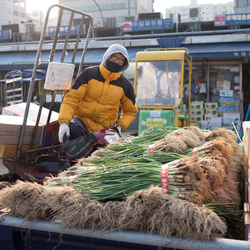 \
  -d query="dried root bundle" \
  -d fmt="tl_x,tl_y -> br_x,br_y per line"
190,137 -> 233,162
0,182 -> 80,220
163,155 -> 228,205
123,186 -> 227,240
150,126 -> 205,153
0,183 -> 227,241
